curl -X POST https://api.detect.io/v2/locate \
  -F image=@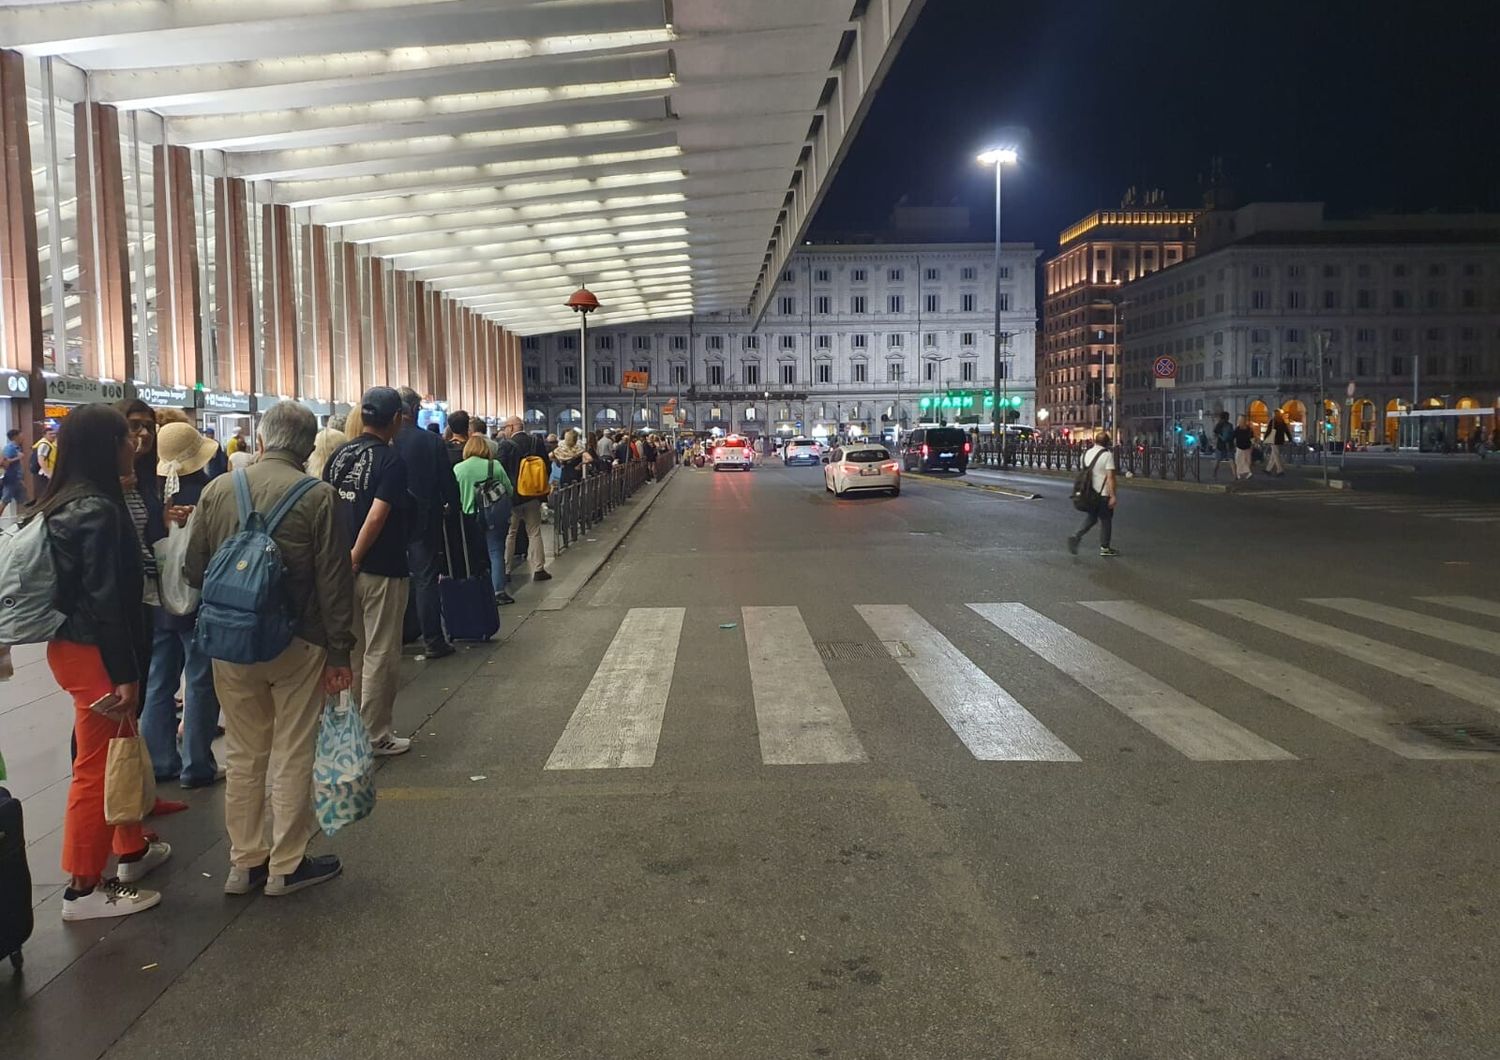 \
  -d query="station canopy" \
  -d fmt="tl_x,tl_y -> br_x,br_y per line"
4,0 -> 924,333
